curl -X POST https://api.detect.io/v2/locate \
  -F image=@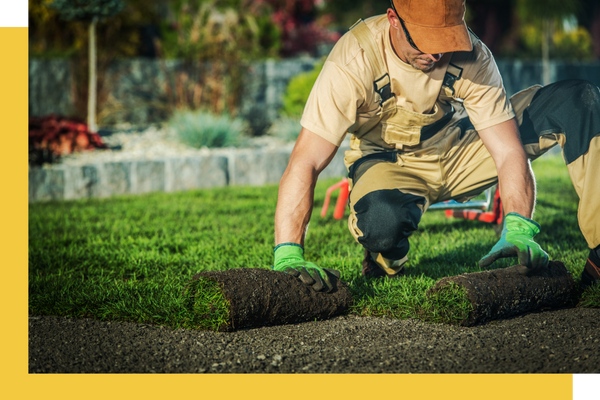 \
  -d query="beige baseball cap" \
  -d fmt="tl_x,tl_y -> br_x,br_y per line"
391,0 -> 473,54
